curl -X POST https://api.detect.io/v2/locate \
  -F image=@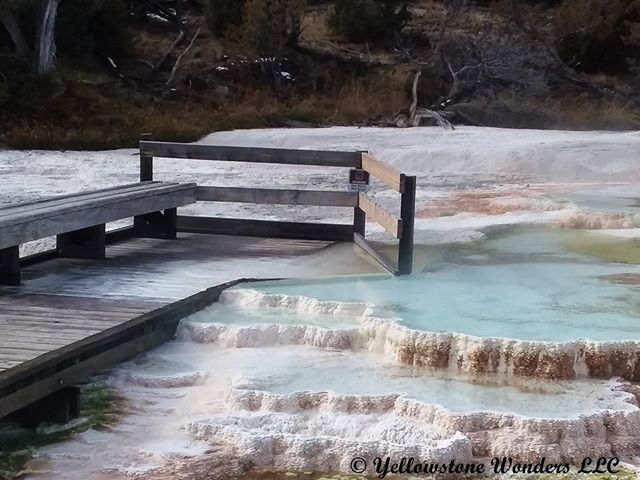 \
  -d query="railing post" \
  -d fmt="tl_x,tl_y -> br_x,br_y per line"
140,133 -> 153,182
398,175 -> 416,275
353,207 -> 366,236
135,133 -> 169,238
353,151 -> 366,237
